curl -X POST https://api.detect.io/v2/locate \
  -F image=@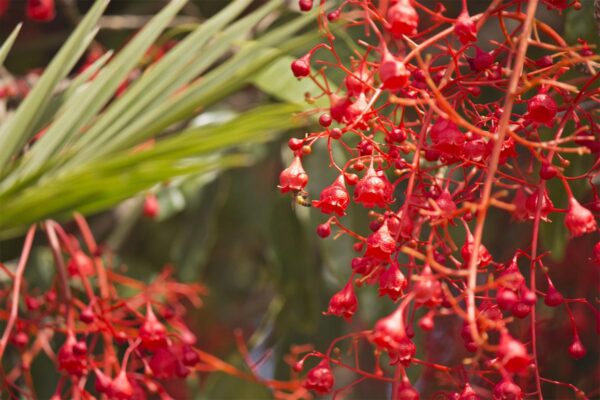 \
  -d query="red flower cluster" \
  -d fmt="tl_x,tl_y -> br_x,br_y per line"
283,0 -> 599,398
